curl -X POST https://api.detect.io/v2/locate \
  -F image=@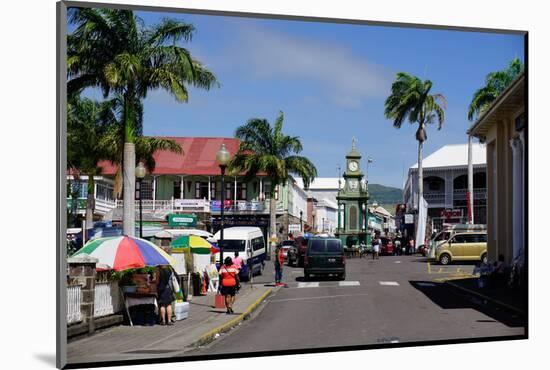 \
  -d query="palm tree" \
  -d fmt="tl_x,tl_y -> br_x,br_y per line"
230,111 -> 317,248
68,8 -> 218,236
467,58 -> 524,121
384,72 -> 447,213
67,96 -> 118,232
